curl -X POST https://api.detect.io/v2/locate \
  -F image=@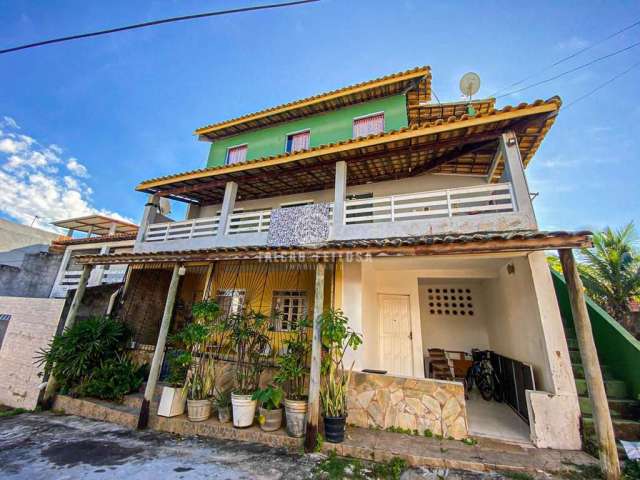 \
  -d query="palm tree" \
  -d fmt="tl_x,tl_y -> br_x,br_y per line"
579,222 -> 640,334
